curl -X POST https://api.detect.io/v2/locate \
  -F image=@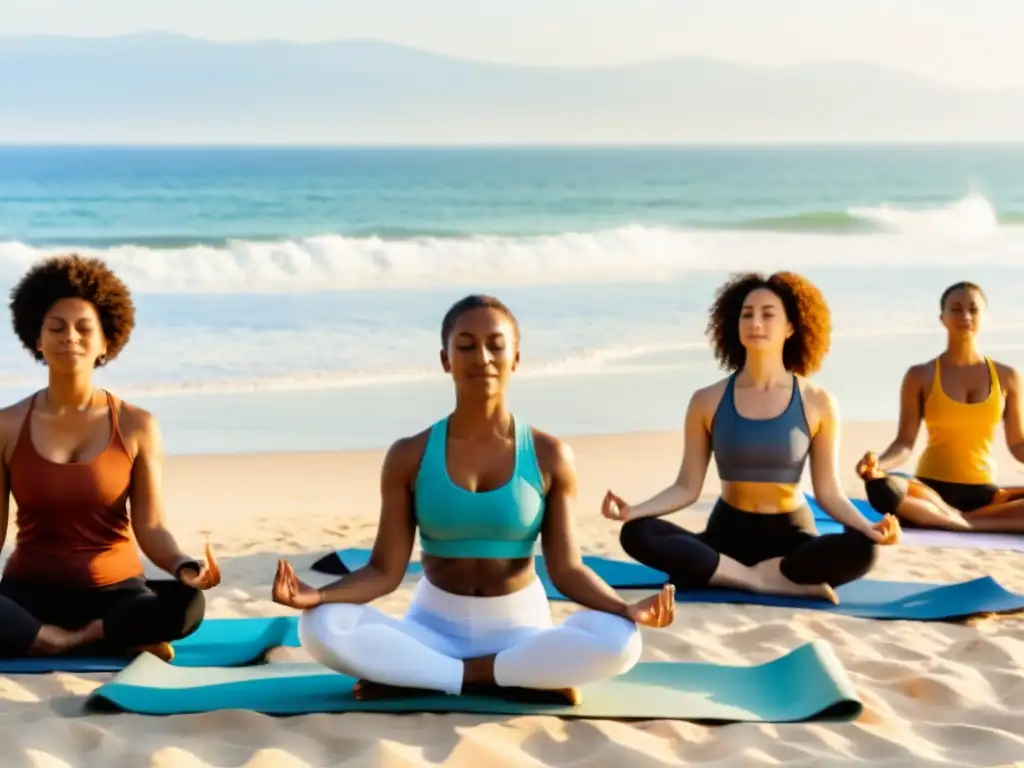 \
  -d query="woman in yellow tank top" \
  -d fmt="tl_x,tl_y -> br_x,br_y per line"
856,281 -> 1024,532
